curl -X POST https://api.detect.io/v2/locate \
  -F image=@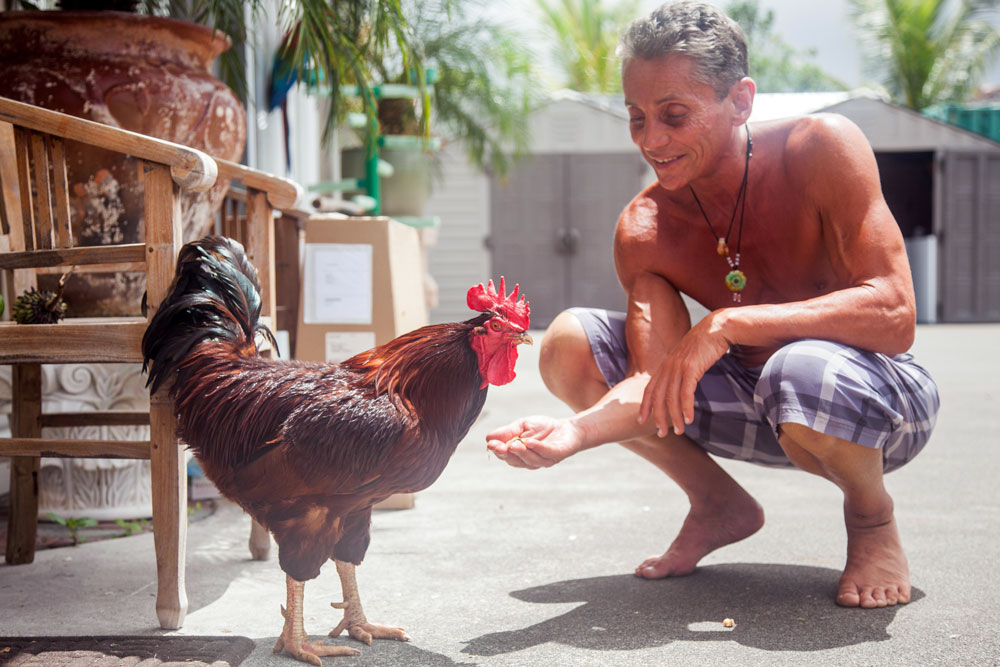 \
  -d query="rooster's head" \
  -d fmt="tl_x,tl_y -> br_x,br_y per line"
467,278 -> 532,388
